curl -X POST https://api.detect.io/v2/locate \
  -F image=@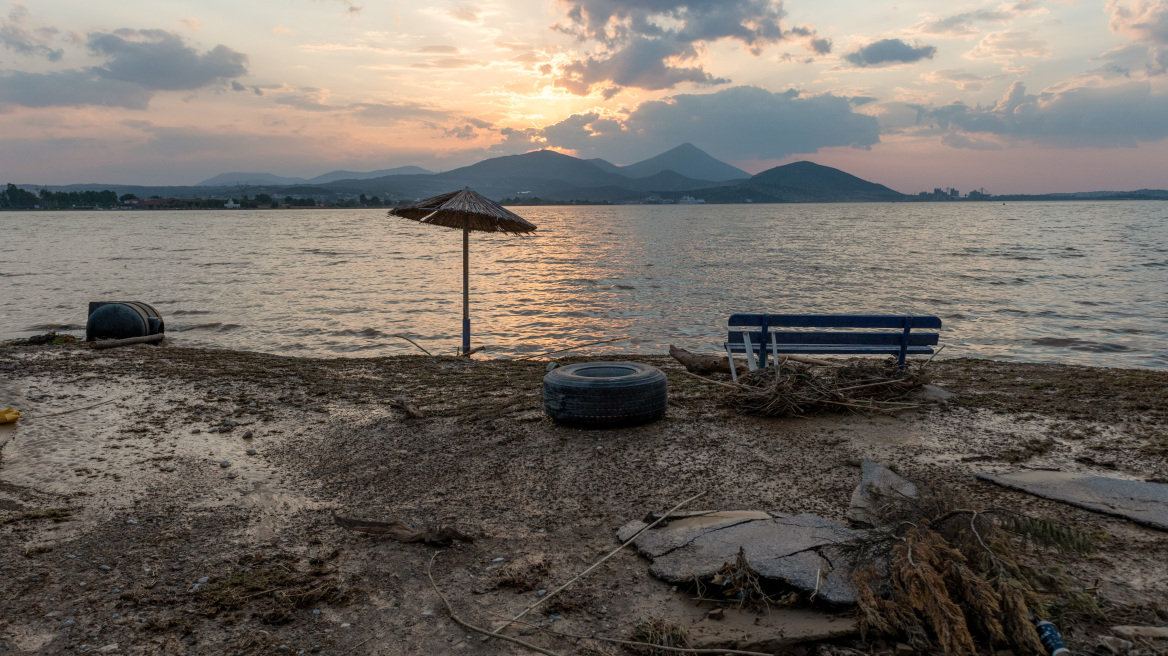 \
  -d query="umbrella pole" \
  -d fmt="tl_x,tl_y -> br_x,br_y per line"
462,225 -> 470,355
